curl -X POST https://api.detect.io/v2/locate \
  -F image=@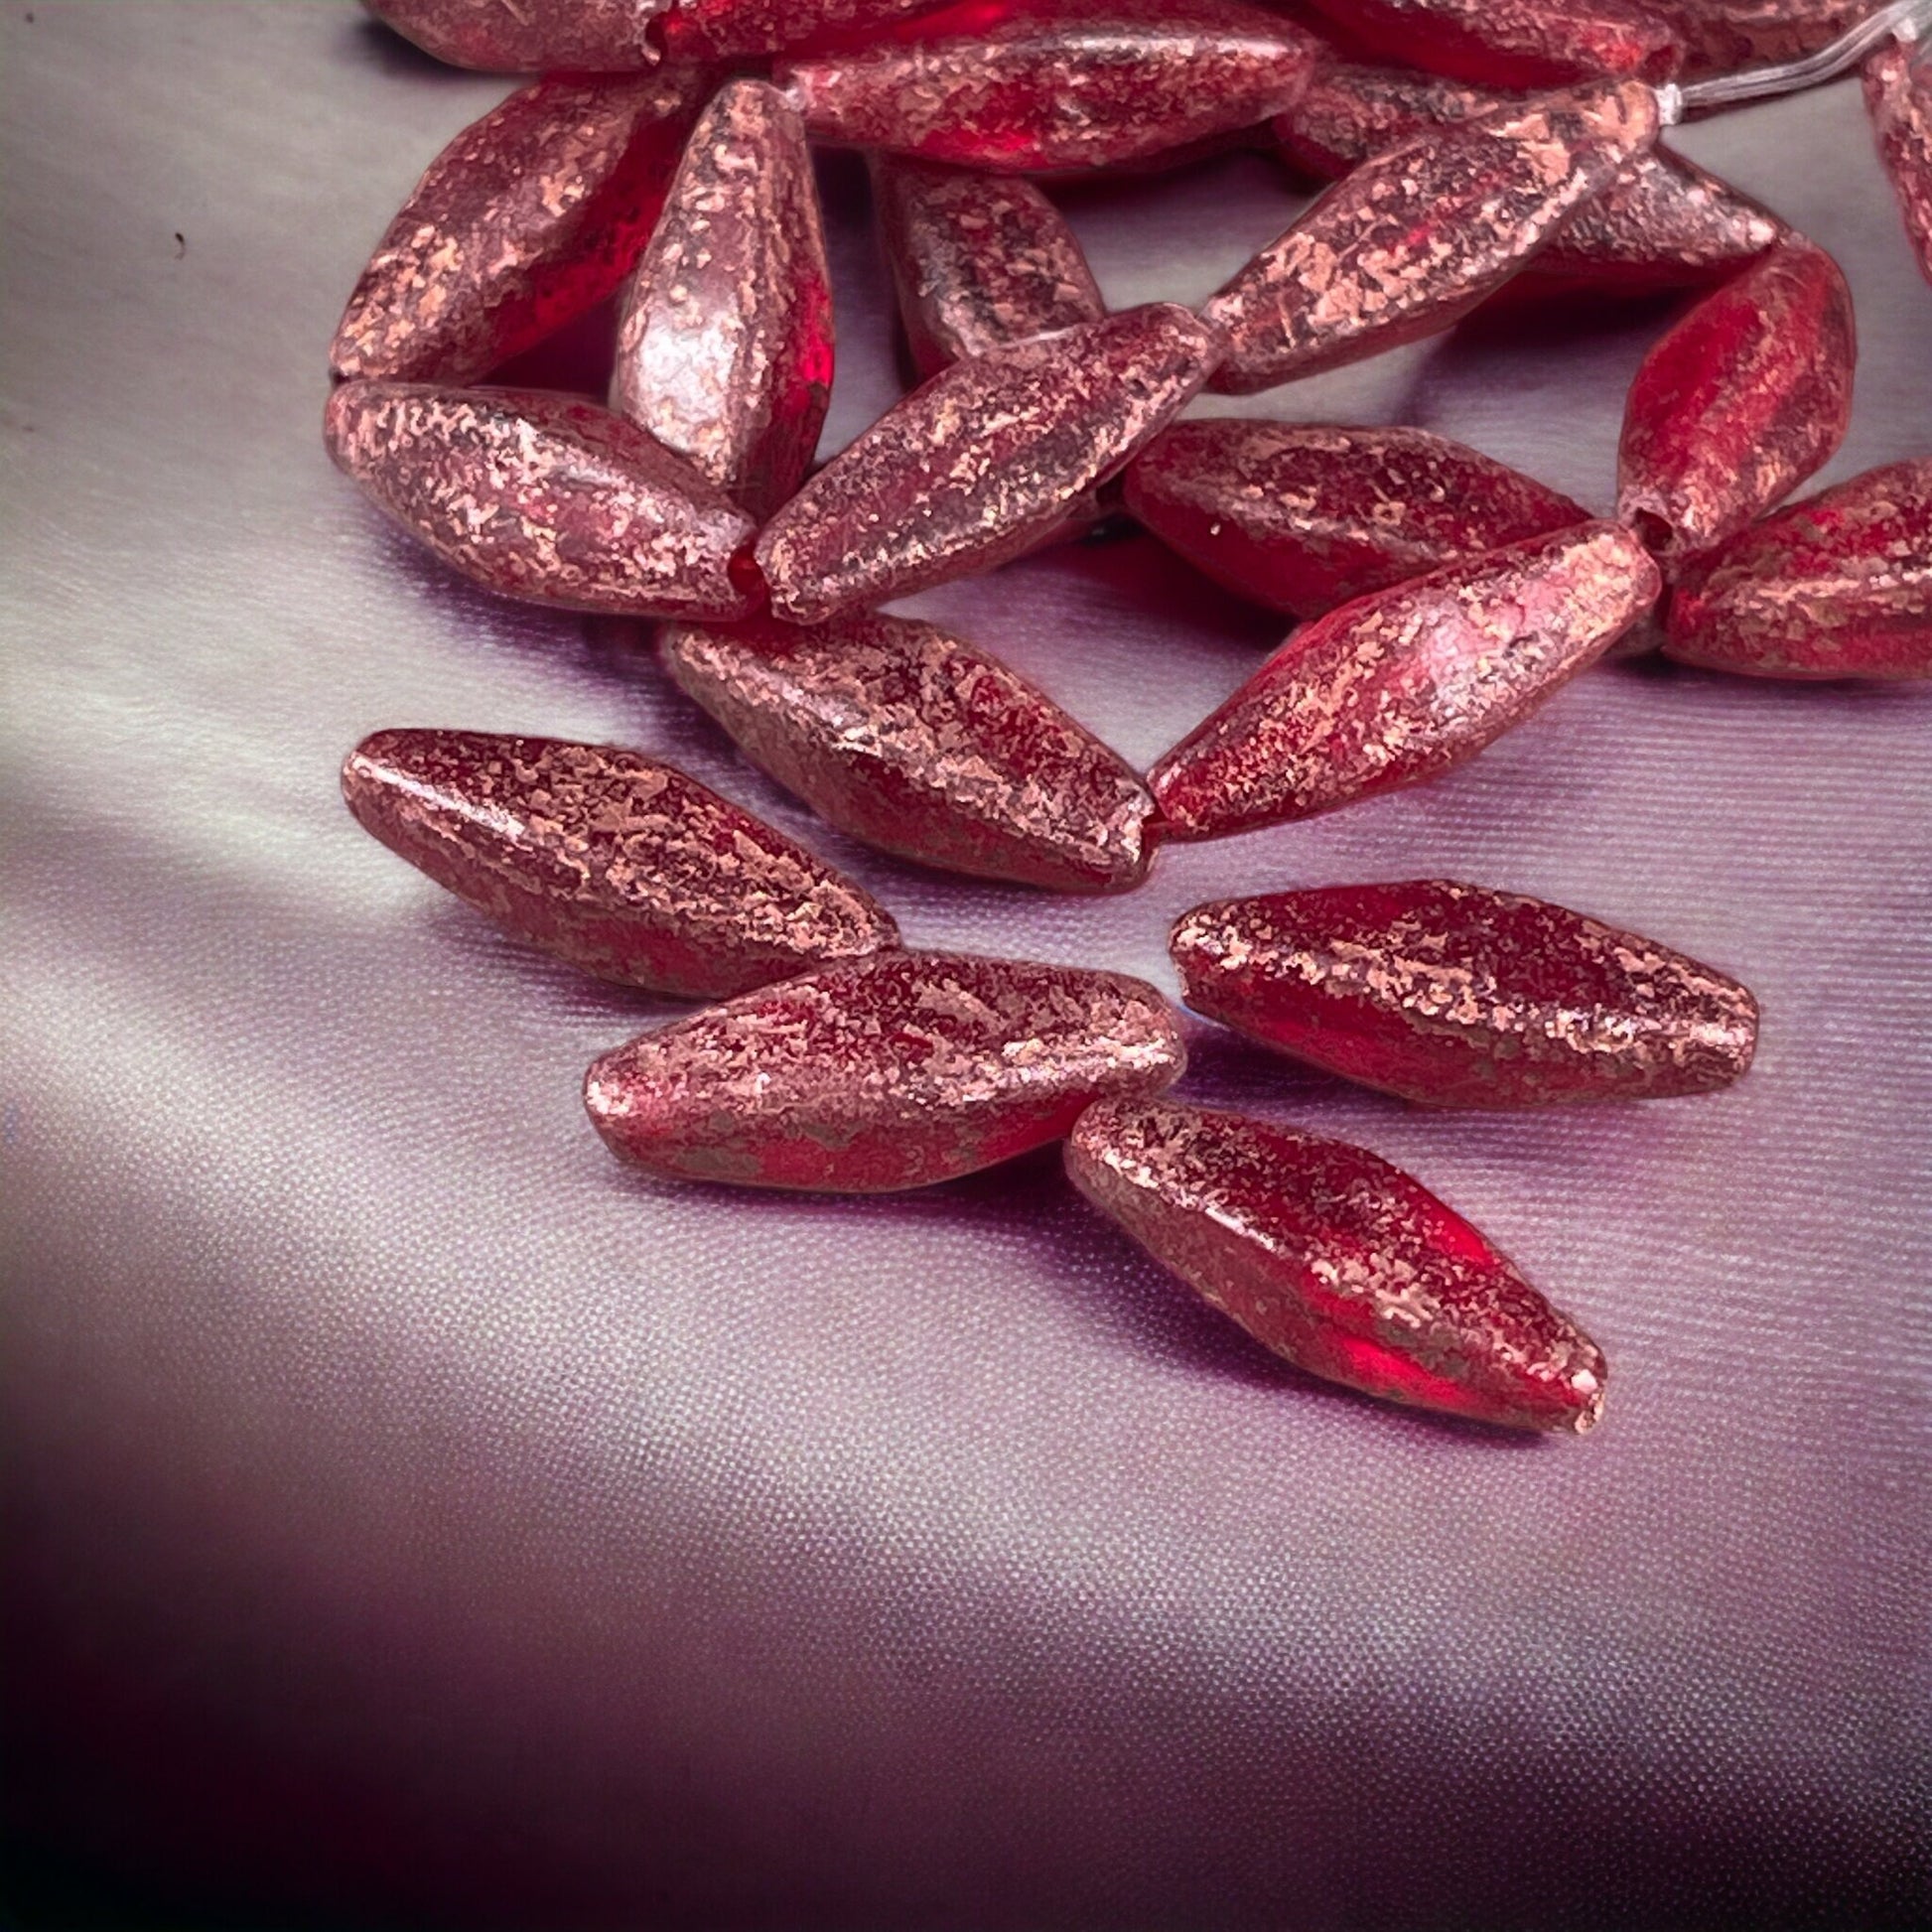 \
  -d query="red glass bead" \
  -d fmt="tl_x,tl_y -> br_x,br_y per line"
773,0 -> 1320,175
584,952 -> 1185,1191
1065,1097 -> 1609,1433
659,612 -> 1158,893
1148,522 -> 1660,839
1273,62 -> 1781,296
342,731 -> 899,997
1647,2 -> 1866,82
660,0 -> 958,61
331,71 -> 698,387
870,156 -> 1105,378
325,383 -> 759,620
1200,79 -> 1661,392
1665,459 -> 1932,679
363,0 -> 672,69
1297,0 -> 1681,89
1865,39 -> 1932,288
1122,420 -> 1587,619
1171,881 -> 1758,1107
1616,237 -> 1856,563
610,79 -> 833,521
756,303 -> 1220,623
